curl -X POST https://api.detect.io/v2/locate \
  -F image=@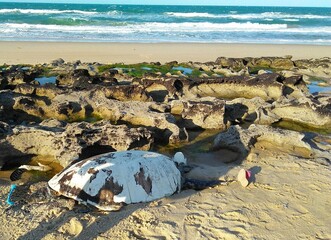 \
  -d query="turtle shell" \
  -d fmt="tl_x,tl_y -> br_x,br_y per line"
48,150 -> 182,211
